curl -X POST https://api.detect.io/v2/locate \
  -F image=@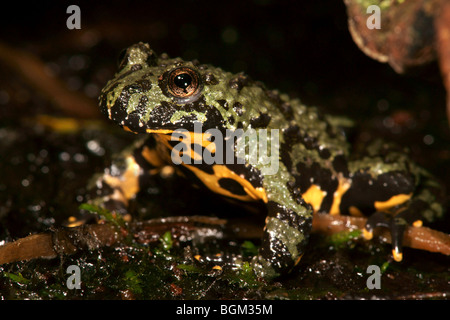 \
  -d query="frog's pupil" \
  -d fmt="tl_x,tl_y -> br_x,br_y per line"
174,73 -> 192,89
